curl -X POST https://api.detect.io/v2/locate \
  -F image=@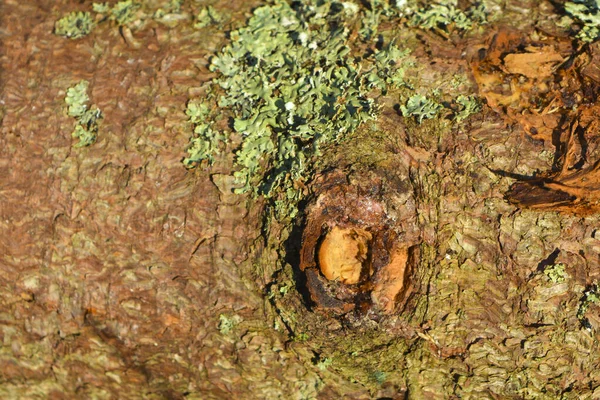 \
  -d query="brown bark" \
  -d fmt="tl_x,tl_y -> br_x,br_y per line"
2,1 -> 600,399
